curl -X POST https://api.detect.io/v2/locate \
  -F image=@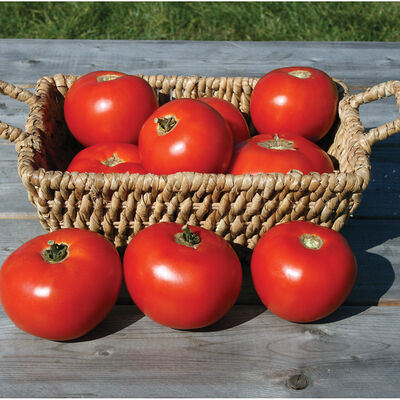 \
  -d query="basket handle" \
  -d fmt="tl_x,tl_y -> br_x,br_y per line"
349,80 -> 400,147
0,79 -> 39,143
